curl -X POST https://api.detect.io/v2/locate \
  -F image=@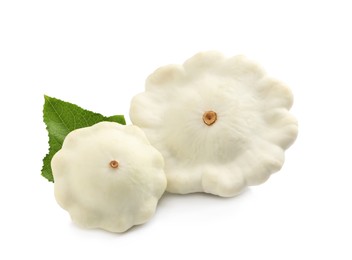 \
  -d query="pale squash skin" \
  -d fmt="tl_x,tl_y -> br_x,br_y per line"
130,51 -> 298,197
52,122 -> 167,233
